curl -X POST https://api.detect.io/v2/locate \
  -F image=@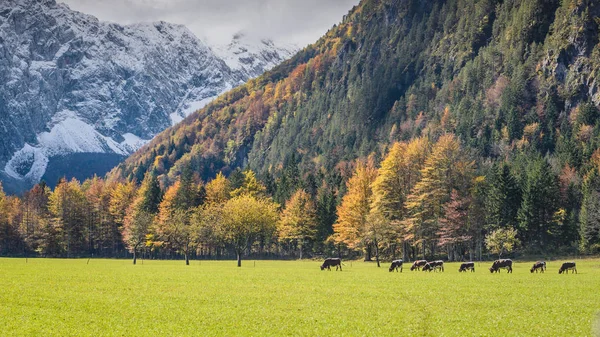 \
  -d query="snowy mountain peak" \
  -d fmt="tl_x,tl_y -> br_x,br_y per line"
0,1 -> 295,193
213,31 -> 298,79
